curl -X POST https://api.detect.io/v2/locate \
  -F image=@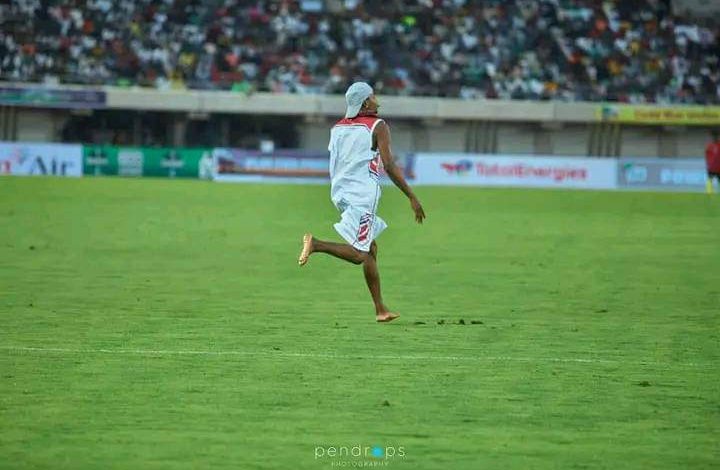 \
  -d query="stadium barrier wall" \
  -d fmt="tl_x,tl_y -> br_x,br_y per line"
83,146 -> 211,178
0,142 -> 210,179
597,104 -> 720,125
618,158 -> 709,192
405,154 -> 619,190
210,150 -> 709,192
0,85 -> 106,109
1,140 -> 710,192
212,148 -> 330,184
0,141 -> 82,176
